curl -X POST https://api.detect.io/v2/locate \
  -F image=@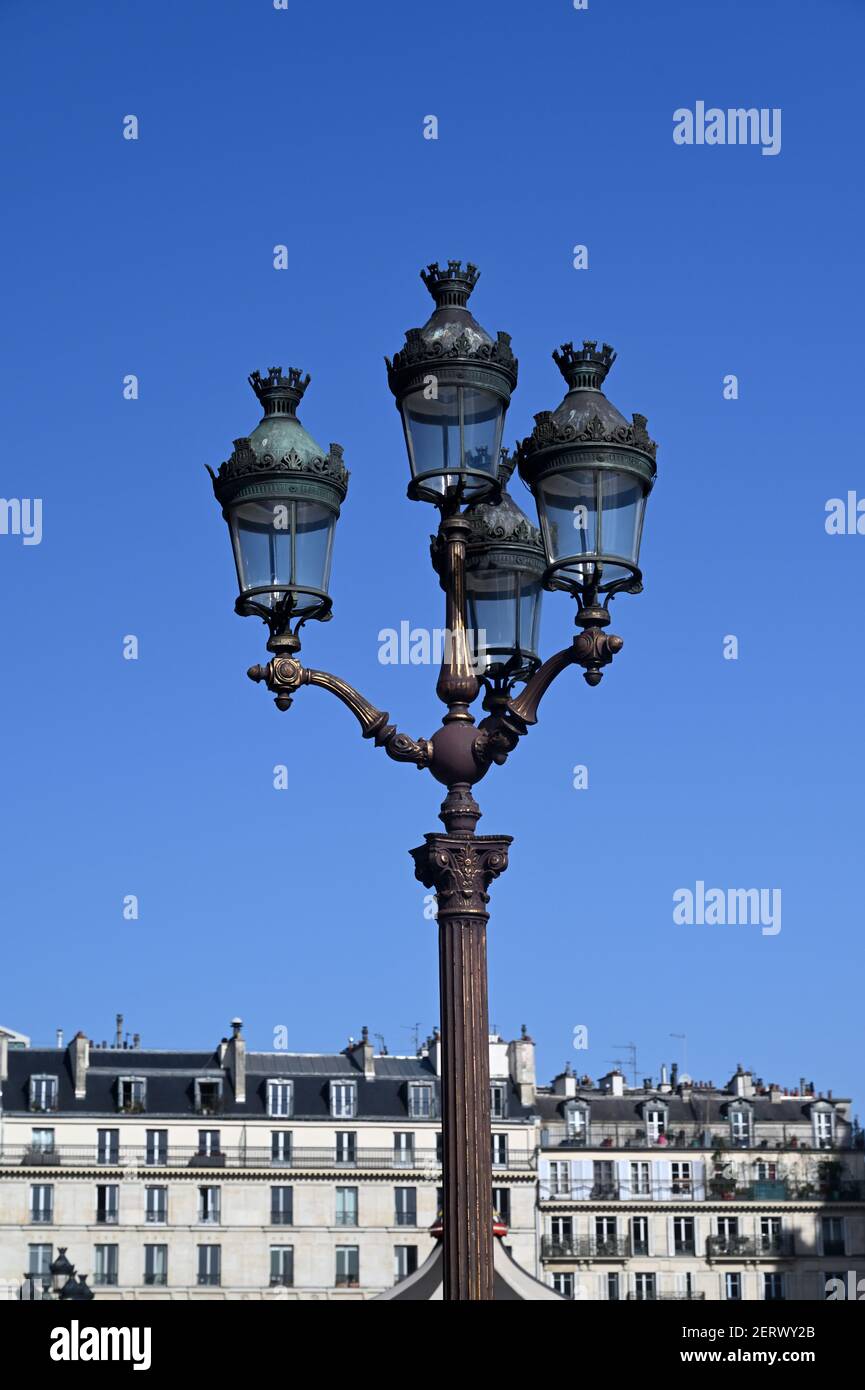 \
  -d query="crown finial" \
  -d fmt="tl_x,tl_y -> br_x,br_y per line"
420,259 -> 480,309
248,366 -> 311,416
552,340 -> 616,391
